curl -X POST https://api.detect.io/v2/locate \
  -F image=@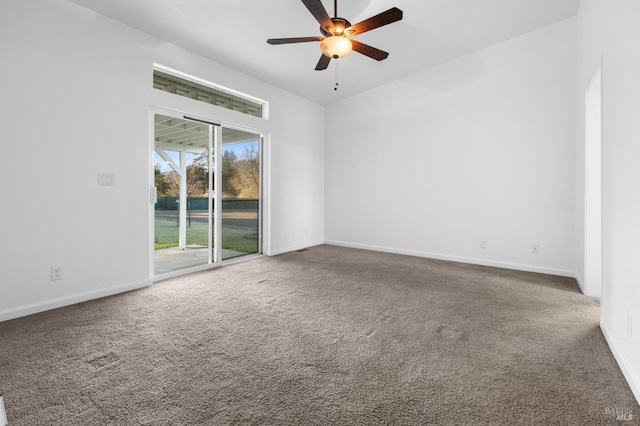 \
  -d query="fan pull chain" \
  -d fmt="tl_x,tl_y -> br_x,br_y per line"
334,61 -> 339,91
